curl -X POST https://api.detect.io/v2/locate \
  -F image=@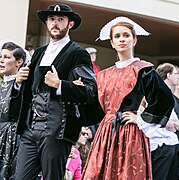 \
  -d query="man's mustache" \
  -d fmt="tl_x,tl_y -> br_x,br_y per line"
51,26 -> 60,31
